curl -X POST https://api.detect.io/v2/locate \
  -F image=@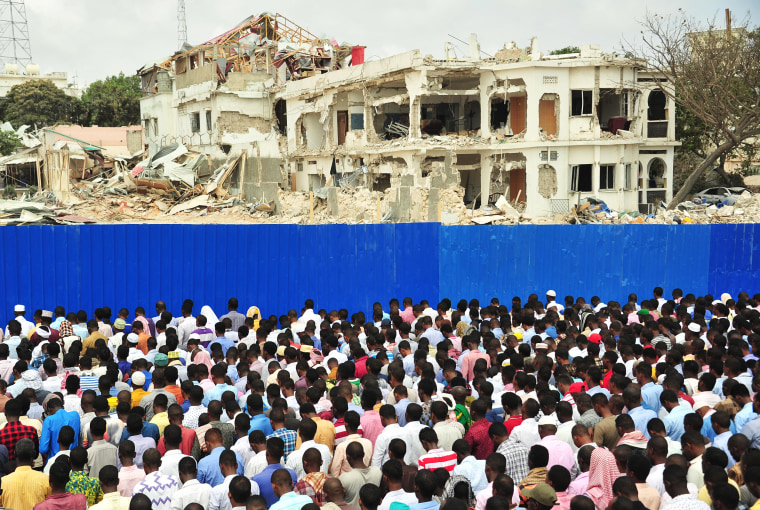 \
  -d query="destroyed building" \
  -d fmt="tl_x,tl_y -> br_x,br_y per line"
138,14 -> 677,221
